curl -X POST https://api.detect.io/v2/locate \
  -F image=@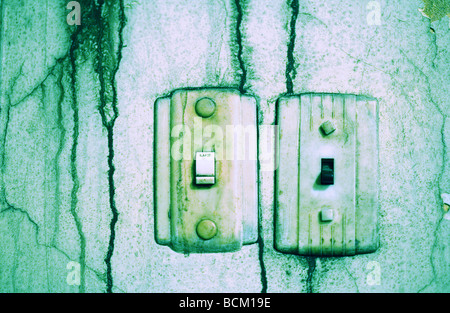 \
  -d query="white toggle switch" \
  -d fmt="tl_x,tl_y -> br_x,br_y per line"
196,152 -> 215,185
